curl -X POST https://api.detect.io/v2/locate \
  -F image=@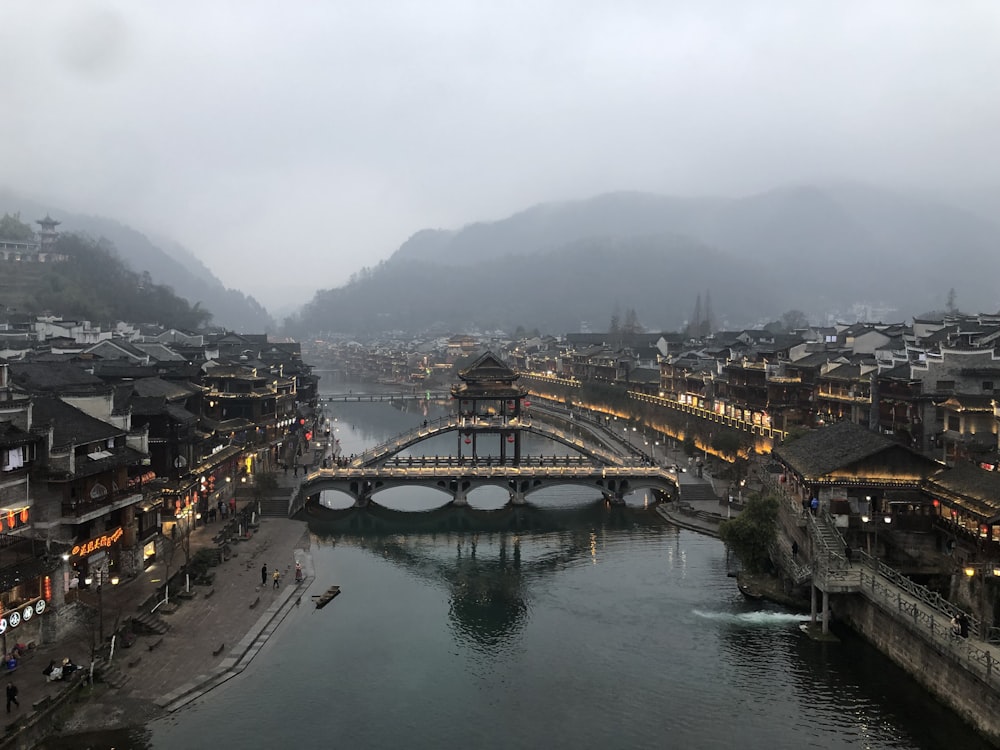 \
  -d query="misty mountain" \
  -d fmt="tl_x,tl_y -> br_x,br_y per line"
287,184 -> 1000,337
0,189 -> 274,332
